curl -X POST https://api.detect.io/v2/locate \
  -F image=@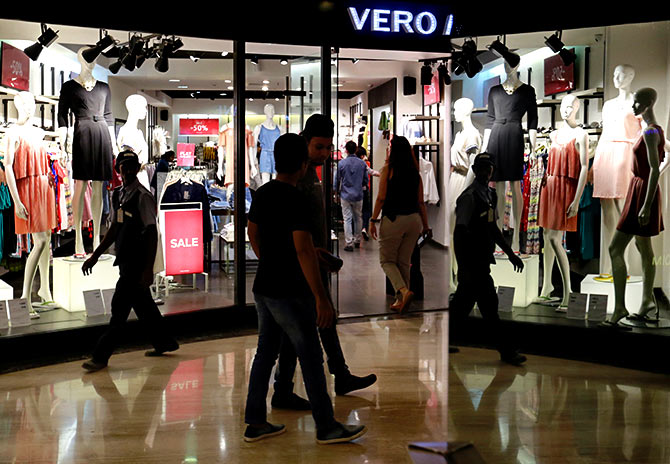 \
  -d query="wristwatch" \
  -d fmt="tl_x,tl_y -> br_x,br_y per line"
370,218 -> 381,223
